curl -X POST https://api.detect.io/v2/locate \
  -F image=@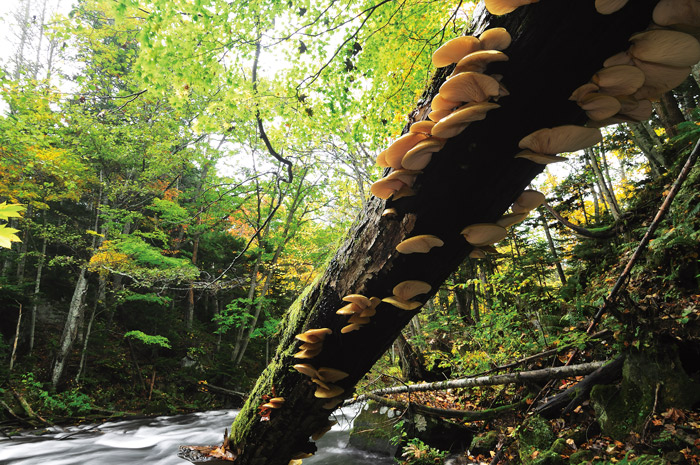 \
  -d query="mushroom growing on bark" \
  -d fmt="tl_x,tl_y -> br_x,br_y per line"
484,0 -> 539,15
460,223 -> 508,246
395,235 -> 444,254
478,27 -> 512,51
518,125 -> 602,154
432,36 -> 481,67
